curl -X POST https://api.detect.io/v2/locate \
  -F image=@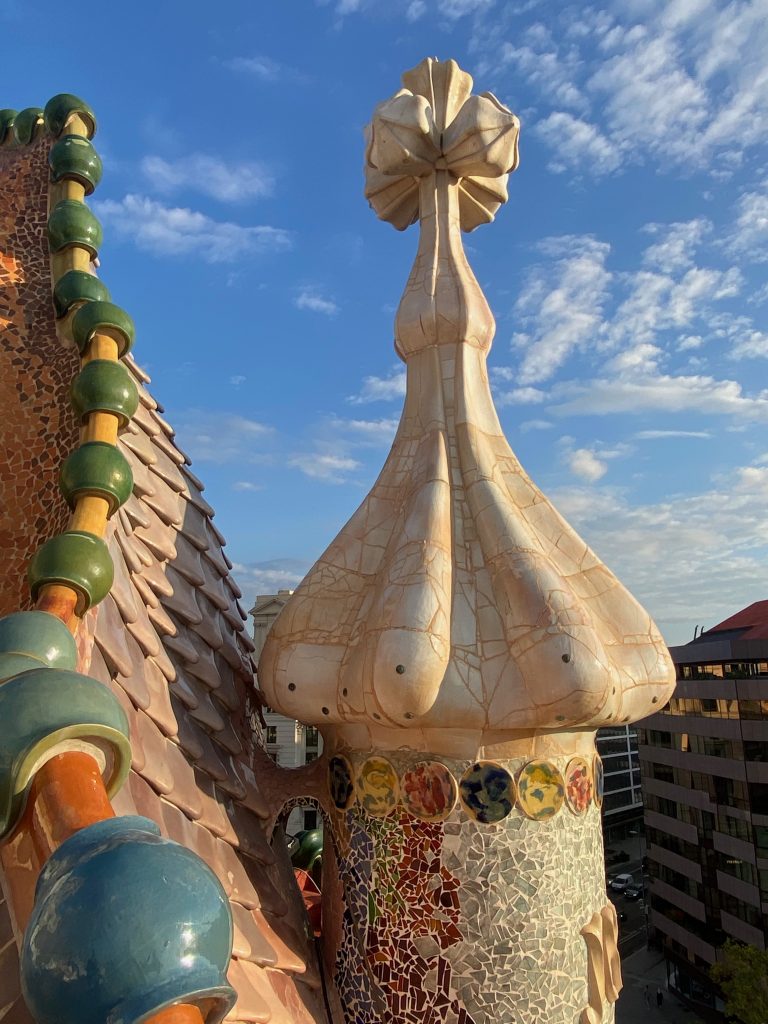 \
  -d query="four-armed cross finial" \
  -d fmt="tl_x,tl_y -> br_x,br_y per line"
364,57 -> 520,231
